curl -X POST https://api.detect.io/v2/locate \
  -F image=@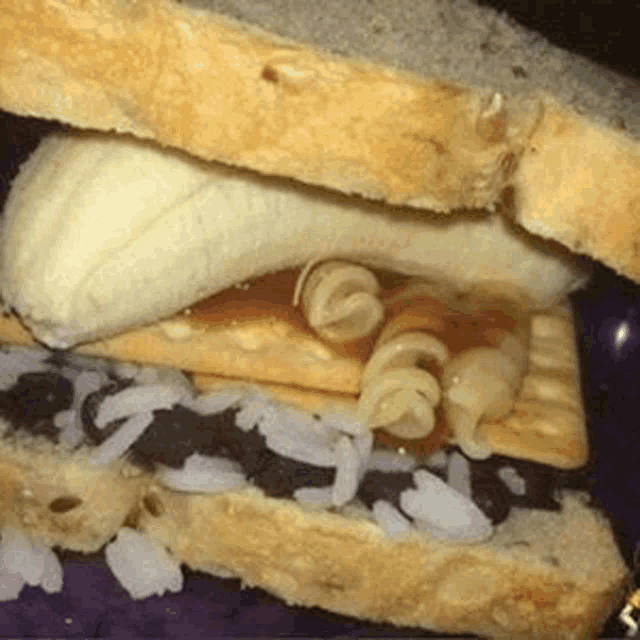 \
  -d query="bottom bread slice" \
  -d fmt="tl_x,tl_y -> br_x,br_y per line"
137,486 -> 627,640
0,428 -> 628,639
